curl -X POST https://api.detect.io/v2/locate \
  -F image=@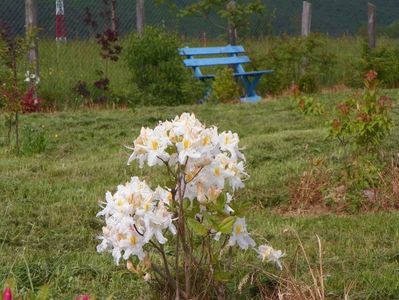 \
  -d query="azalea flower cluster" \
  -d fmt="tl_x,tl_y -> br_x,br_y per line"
97,113 -> 283,270
97,177 -> 176,264
127,112 -> 247,197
